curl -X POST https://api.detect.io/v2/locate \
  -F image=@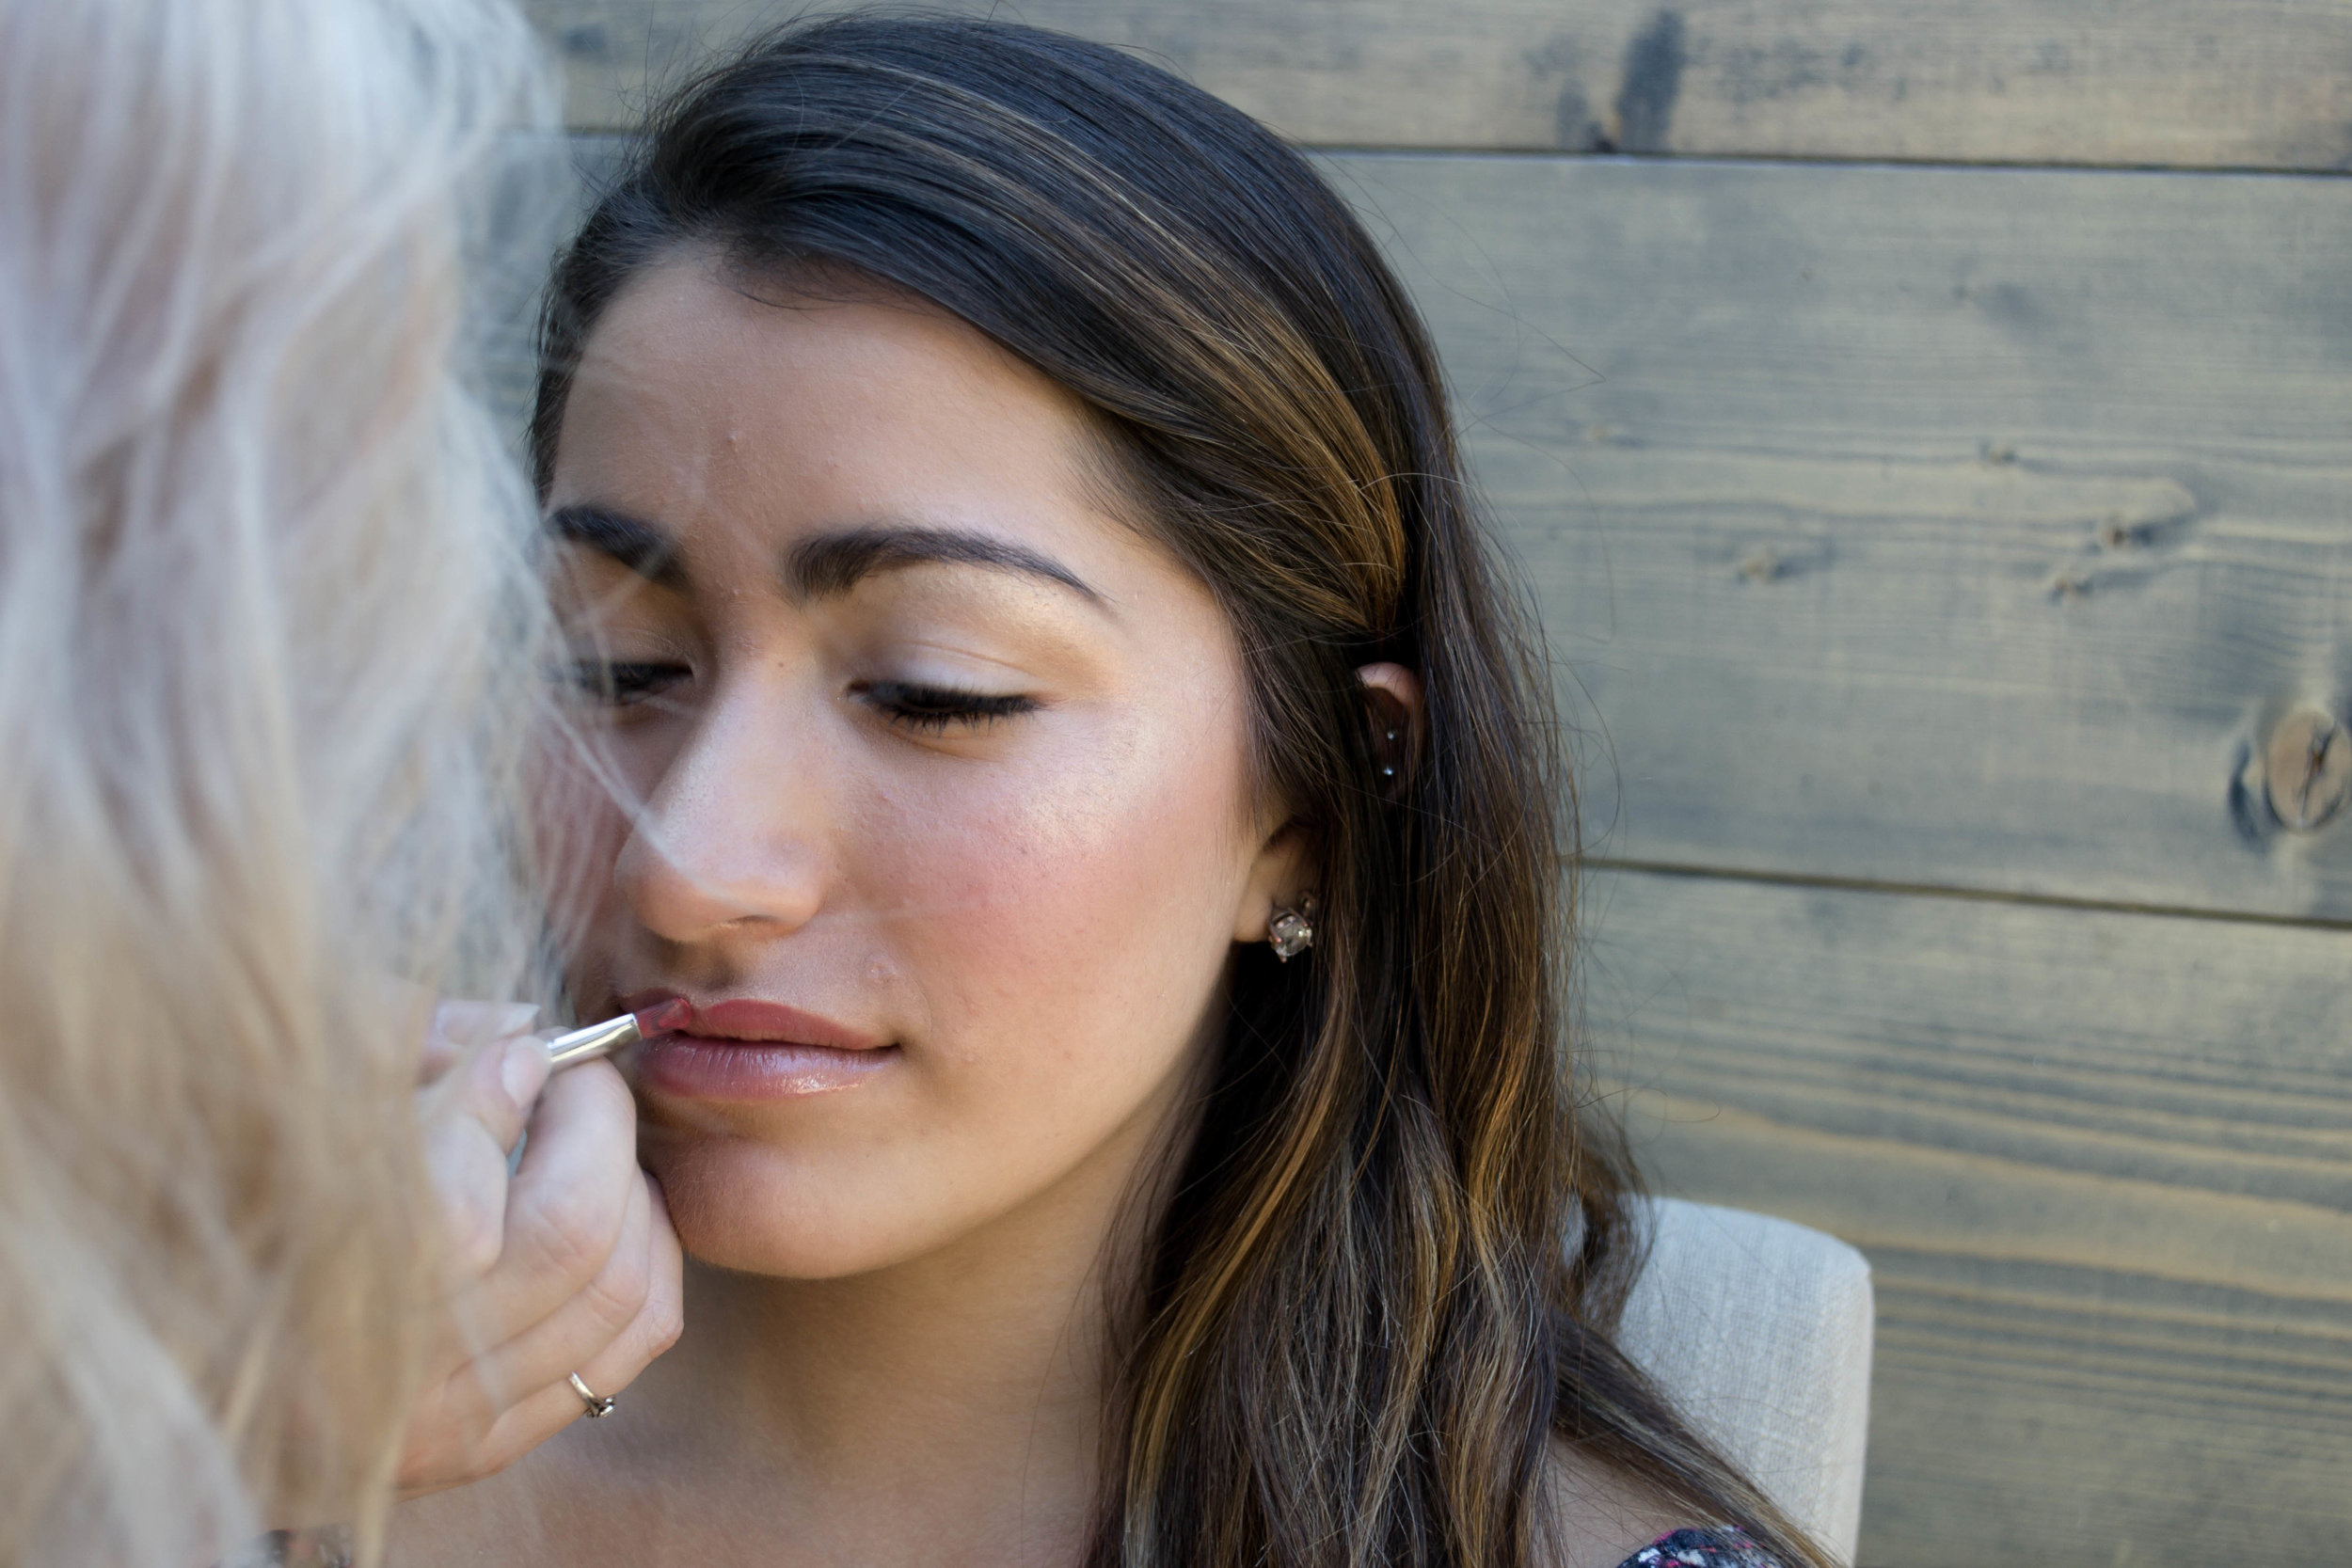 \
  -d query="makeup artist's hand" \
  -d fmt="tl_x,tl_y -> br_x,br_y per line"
393,1002 -> 685,1497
